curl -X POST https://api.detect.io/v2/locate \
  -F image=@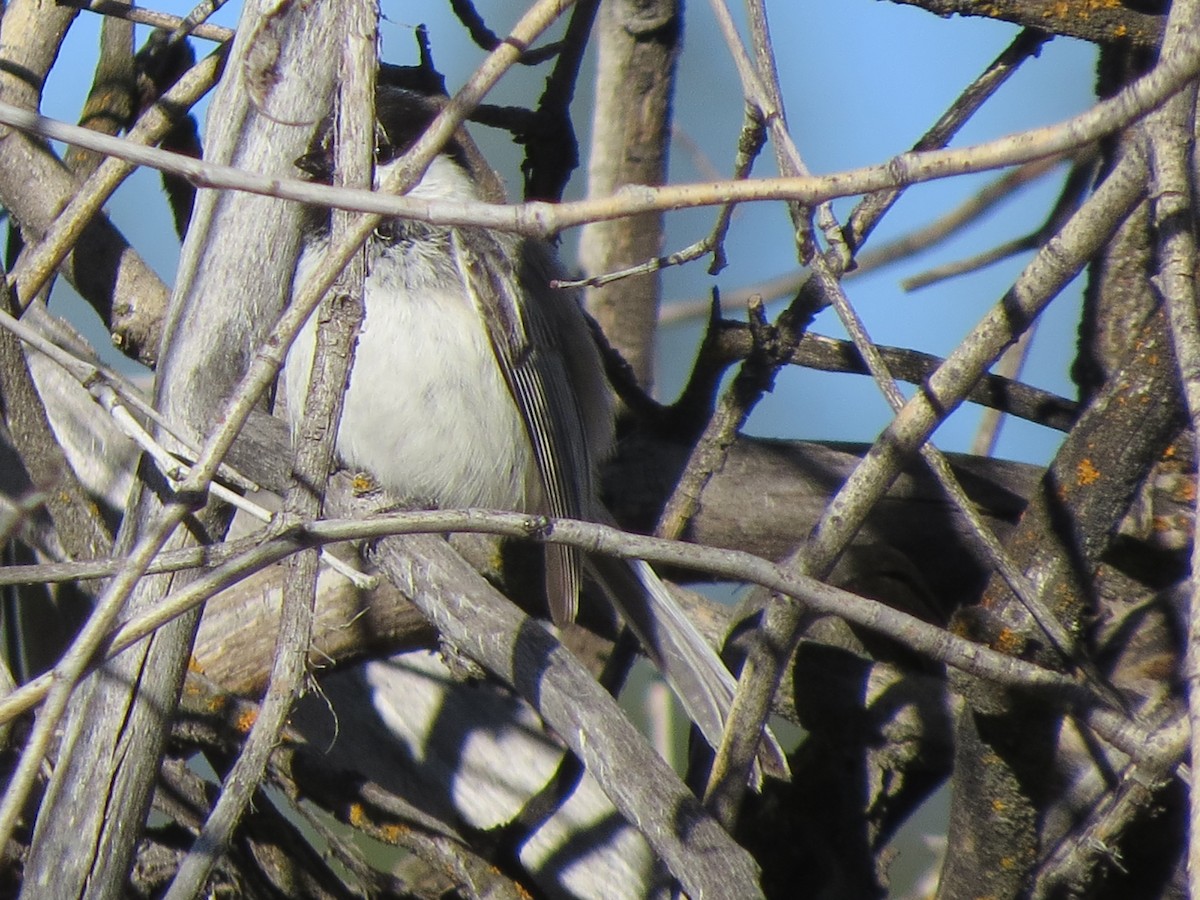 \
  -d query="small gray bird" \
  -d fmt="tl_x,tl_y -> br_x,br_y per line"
284,86 -> 783,779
